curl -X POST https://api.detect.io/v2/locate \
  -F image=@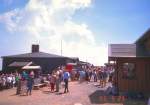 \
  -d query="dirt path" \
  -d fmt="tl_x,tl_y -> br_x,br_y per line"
0,81 -> 123,105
